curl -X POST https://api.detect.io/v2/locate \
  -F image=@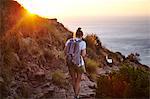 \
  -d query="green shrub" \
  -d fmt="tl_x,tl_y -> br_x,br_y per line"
86,58 -> 99,74
96,65 -> 150,98
85,34 -> 97,50
96,75 -> 113,98
119,66 -> 150,98
86,58 -> 99,81
52,71 -> 67,88
85,34 -> 102,52
87,48 -> 97,59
